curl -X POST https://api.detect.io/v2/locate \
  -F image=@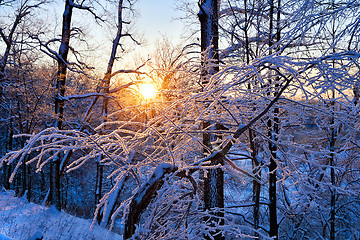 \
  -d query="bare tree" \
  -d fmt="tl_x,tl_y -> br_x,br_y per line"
50,0 -> 103,211
198,1 -> 224,239
0,1 -> 360,239
0,0 -> 48,197
0,0 -> 46,101
95,0 -> 144,225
